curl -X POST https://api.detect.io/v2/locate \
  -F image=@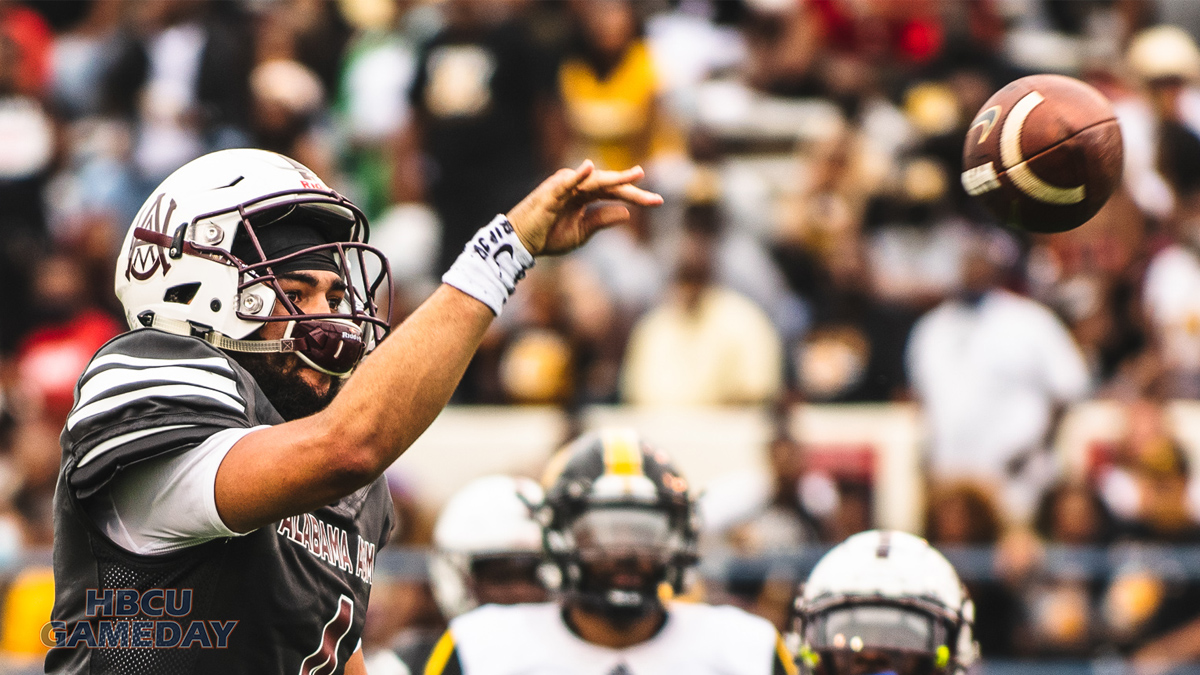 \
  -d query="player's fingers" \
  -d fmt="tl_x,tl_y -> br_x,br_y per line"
595,183 -> 664,207
550,160 -> 594,200
579,203 -> 631,239
578,165 -> 645,192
